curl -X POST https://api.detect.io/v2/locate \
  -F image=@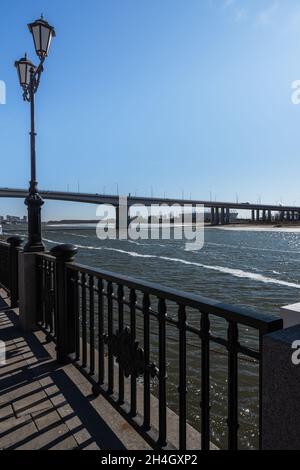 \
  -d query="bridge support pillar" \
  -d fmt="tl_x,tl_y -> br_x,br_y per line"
226,207 -> 230,224
256,210 -> 260,222
215,208 -> 220,225
210,208 -> 215,225
262,210 -> 266,223
251,210 -> 255,222
268,210 -> 272,223
115,206 -> 130,231
116,206 -> 120,230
